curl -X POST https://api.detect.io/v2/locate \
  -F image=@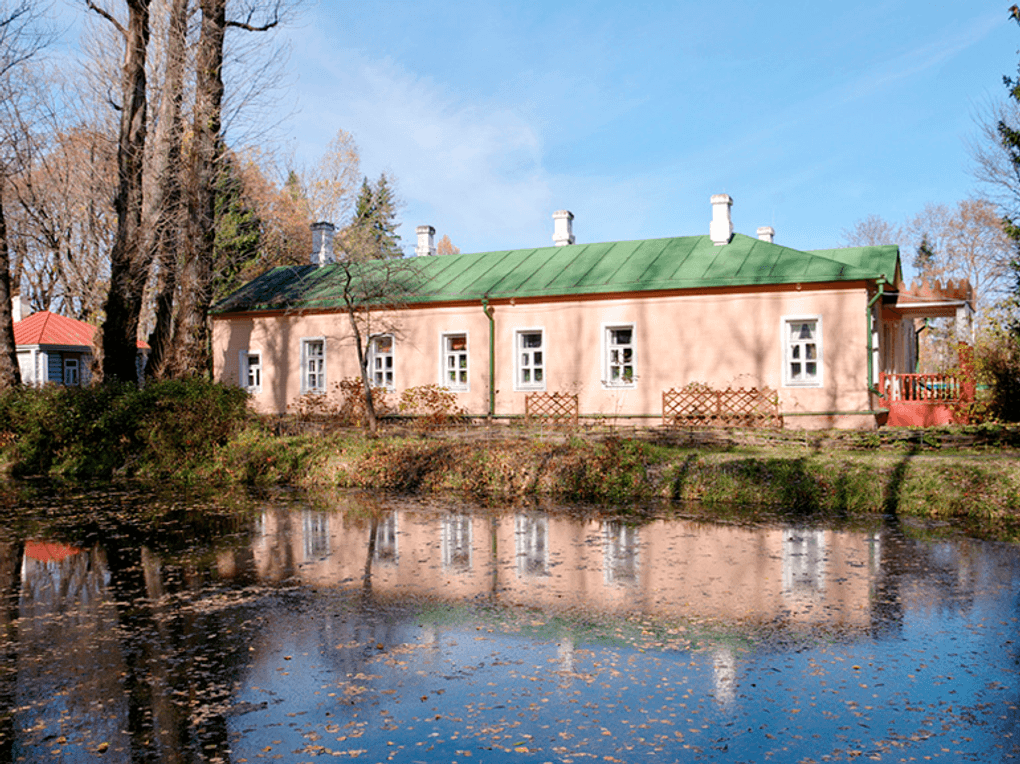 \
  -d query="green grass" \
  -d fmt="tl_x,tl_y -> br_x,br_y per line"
3,388 -> 1019,536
